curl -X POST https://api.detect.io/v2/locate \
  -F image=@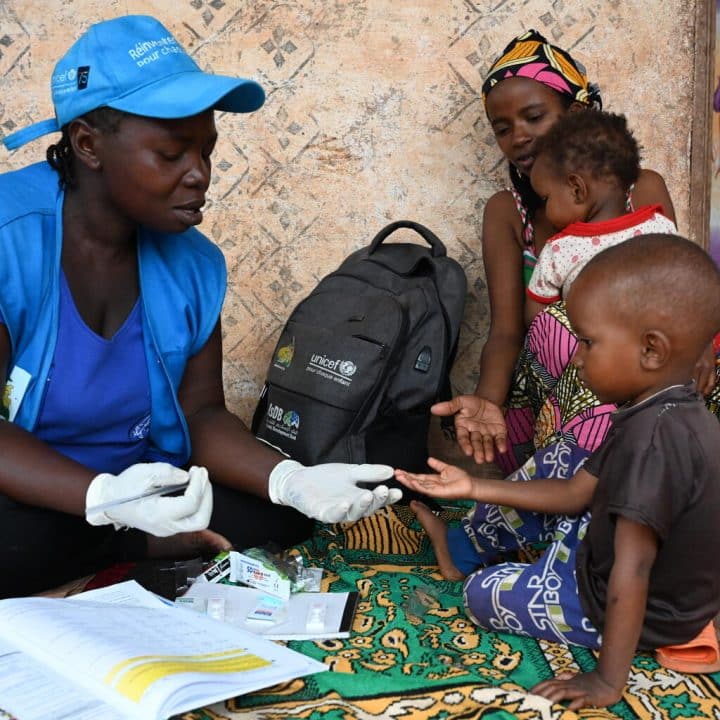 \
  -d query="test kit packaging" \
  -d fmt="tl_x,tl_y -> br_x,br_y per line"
197,551 -> 232,584
246,594 -> 288,624
230,551 -> 292,600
